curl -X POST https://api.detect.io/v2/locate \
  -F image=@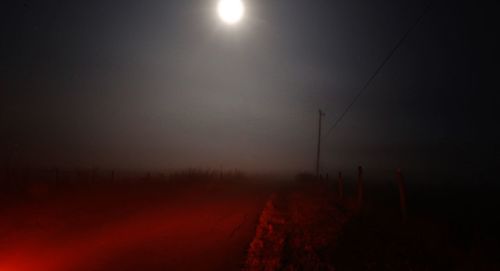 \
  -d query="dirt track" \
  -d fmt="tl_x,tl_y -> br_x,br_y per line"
0,181 -> 270,271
